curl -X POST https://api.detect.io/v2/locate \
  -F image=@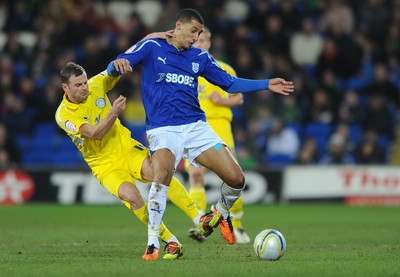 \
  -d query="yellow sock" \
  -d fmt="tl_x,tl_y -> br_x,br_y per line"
168,177 -> 199,221
189,187 -> 207,215
127,201 -> 173,242
230,195 -> 244,229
